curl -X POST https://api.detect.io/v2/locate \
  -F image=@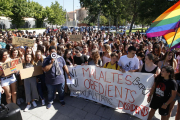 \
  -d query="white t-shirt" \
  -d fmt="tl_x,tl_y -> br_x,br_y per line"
118,55 -> 139,71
